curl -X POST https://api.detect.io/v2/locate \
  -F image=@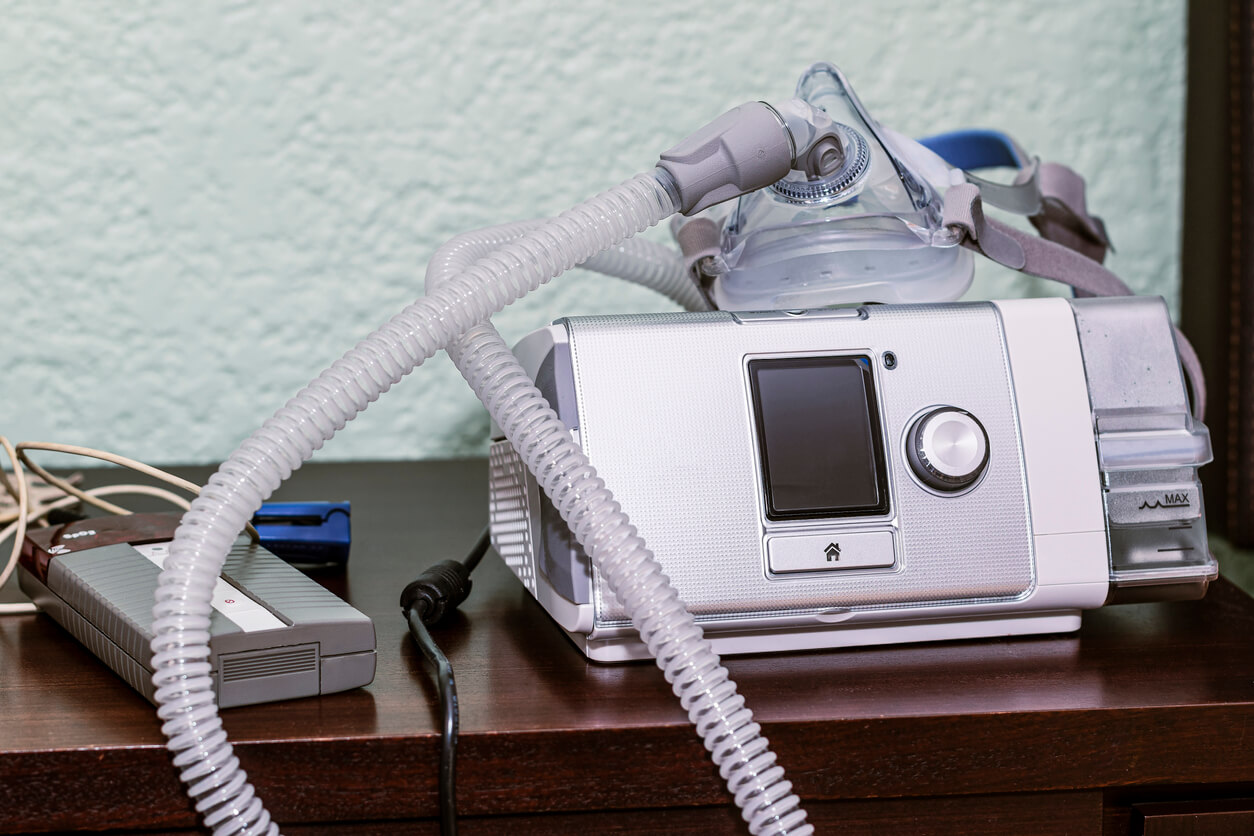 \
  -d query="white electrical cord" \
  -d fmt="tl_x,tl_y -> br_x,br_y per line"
15,442 -> 204,519
0,435 -> 197,616
0,436 -> 30,612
